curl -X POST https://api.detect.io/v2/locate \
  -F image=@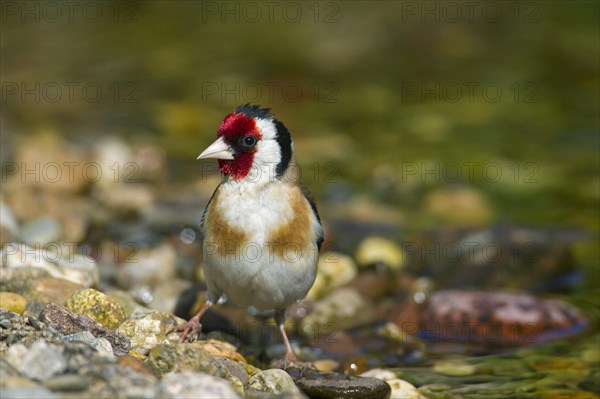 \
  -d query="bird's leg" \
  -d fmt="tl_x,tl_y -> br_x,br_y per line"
273,309 -> 314,371
171,299 -> 213,343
